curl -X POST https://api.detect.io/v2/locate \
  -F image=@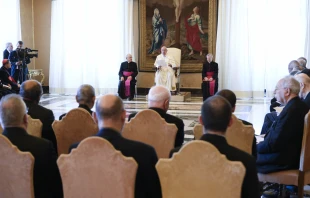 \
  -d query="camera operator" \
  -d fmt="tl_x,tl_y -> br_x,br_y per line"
9,41 -> 31,83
